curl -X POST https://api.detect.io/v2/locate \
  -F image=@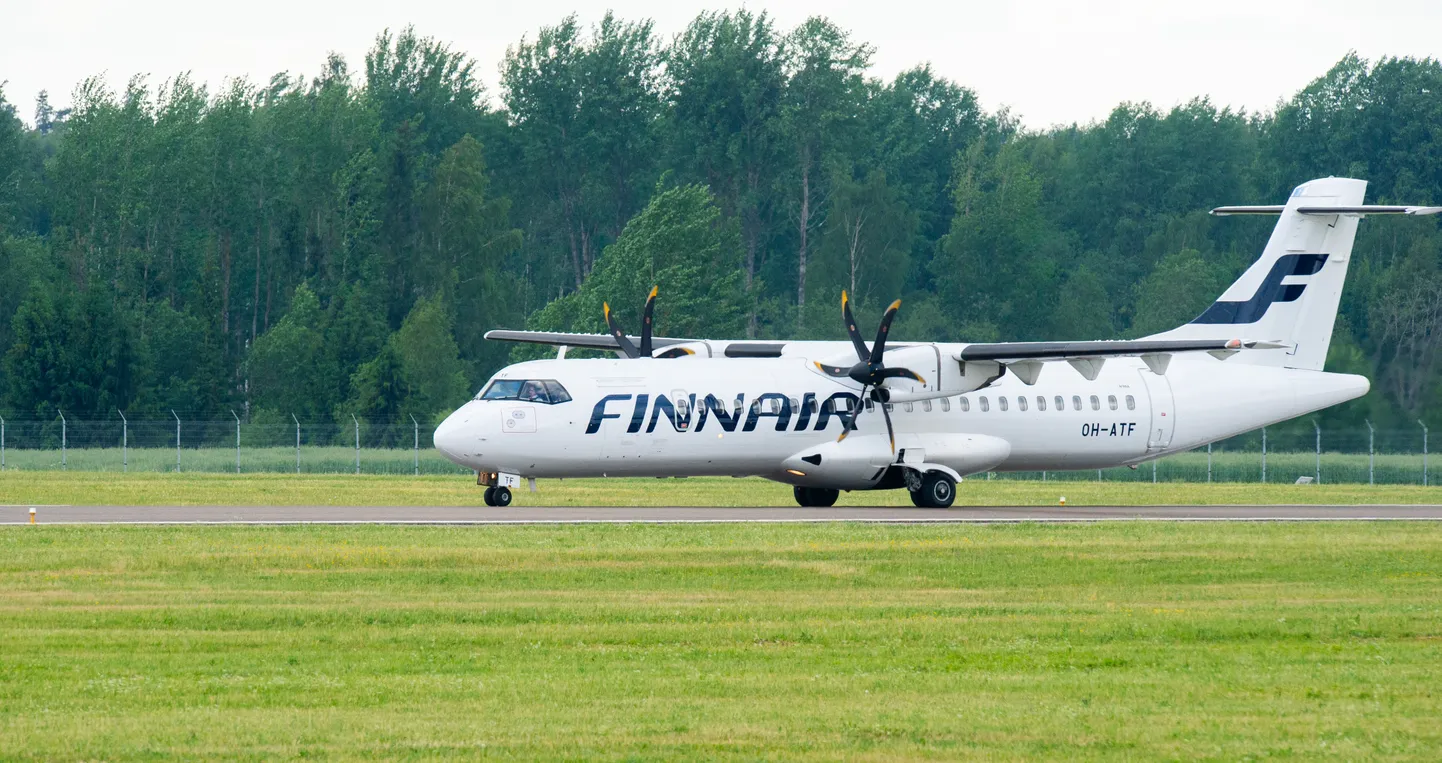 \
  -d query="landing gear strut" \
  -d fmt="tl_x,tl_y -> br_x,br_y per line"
793,486 -> 839,507
908,471 -> 956,509
483,486 -> 512,507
